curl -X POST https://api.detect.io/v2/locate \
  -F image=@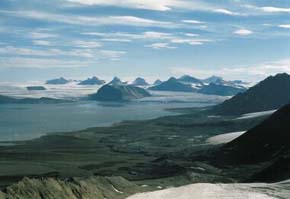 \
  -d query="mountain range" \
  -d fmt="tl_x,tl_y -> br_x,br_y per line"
44,75 -> 247,96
